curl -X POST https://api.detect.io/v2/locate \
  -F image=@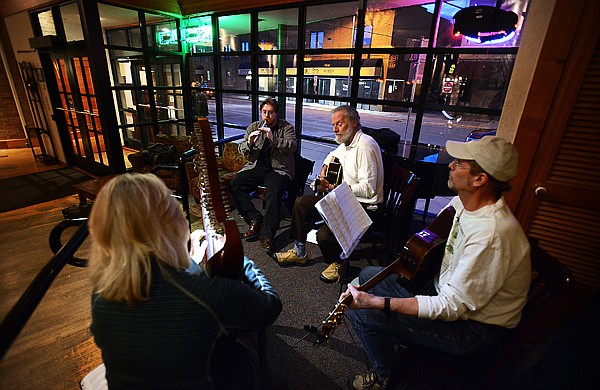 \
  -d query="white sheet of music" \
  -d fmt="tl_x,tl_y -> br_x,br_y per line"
315,182 -> 372,259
